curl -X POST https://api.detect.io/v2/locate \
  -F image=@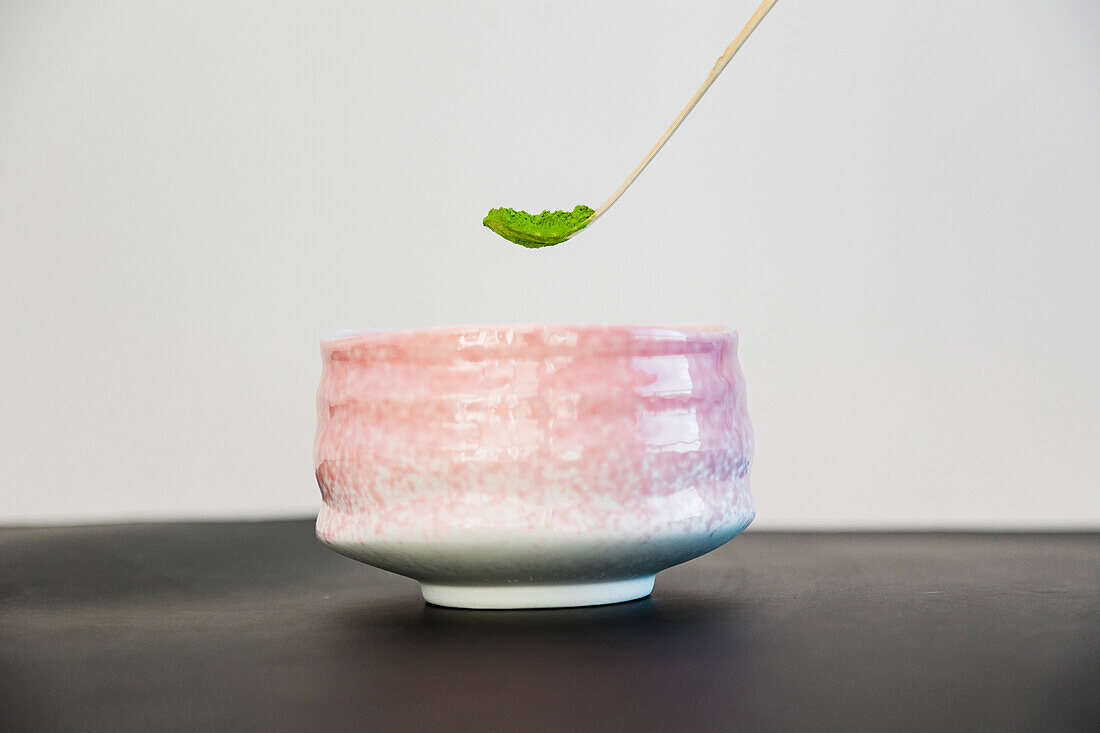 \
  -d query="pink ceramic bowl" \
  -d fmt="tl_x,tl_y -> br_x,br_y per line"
314,323 -> 754,608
